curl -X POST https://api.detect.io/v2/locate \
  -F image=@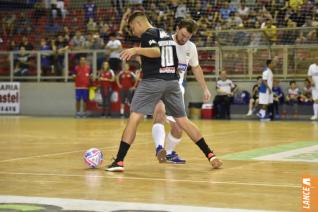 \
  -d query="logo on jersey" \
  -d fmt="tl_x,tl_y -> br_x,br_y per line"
159,31 -> 169,38
178,63 -> 188,72
148,40 -> 157,46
